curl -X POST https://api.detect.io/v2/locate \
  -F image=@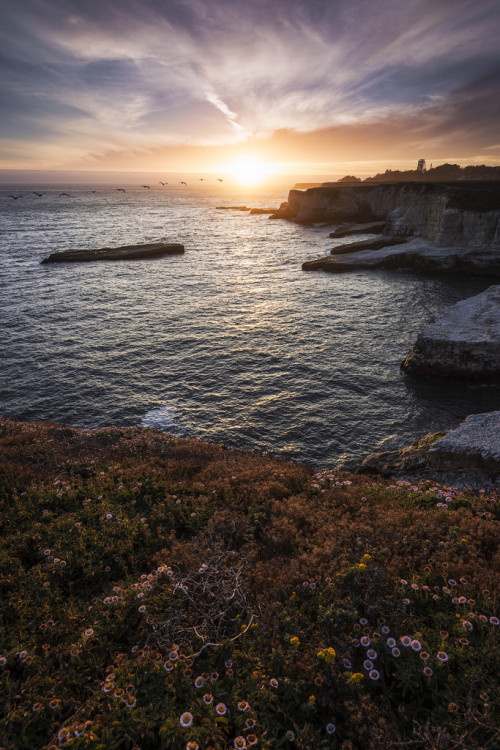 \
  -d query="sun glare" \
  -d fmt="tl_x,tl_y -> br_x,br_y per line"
225,156 -> 273,186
